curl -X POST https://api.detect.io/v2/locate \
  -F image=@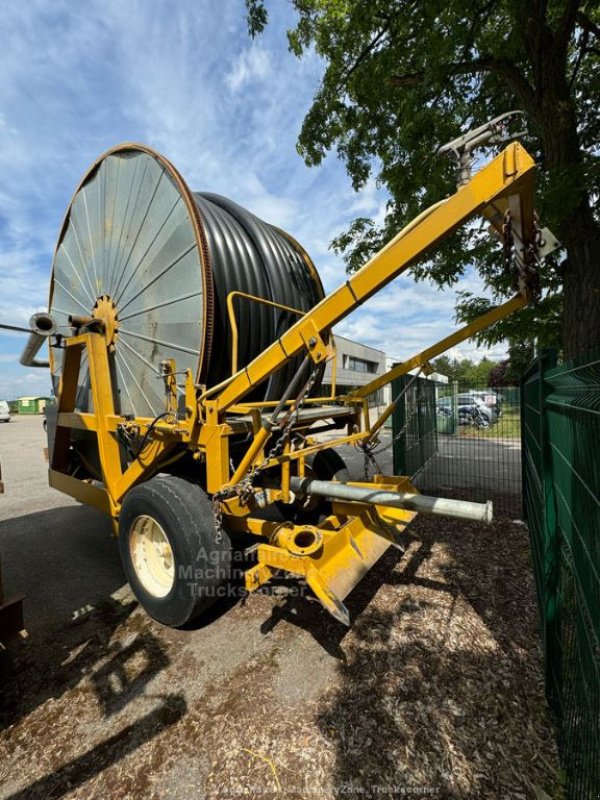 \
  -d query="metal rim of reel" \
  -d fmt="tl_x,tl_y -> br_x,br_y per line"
47,141 -> 215,388
47,142 -> 327,416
